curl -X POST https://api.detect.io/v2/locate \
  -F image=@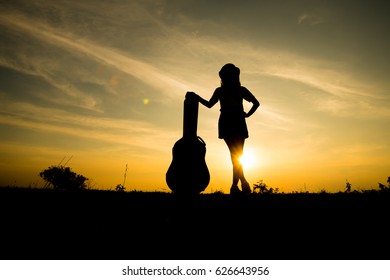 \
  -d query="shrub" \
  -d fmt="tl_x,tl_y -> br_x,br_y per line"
345,180 -> 352,193
39,165 -> 88,191
253,180 -> 279,194
115,184 -> 126,192
377,176 -> 390,192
